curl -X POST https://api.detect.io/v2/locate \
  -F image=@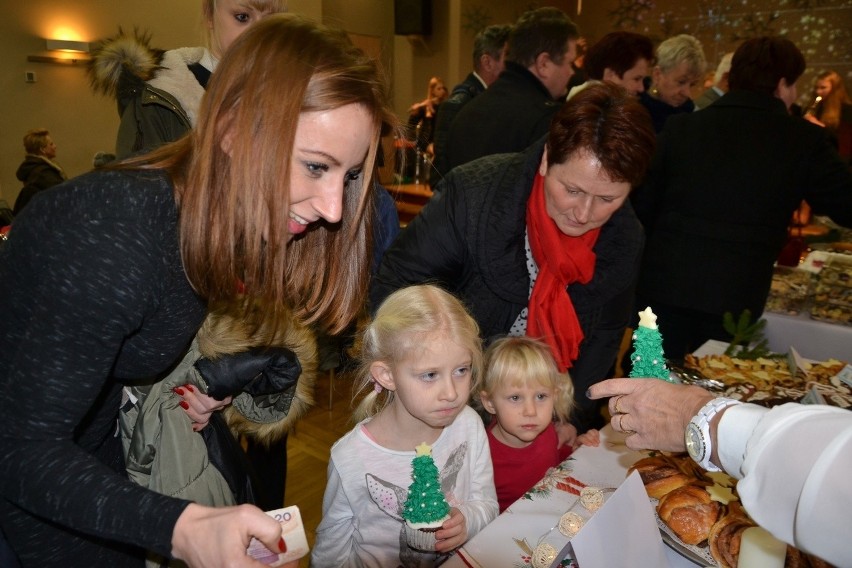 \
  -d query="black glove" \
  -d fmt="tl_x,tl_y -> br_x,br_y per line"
195,347 -> 302,401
